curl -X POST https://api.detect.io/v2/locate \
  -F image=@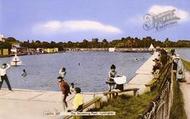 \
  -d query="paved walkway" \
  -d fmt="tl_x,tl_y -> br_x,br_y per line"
180,71 -> 190,119
125,52 -> 159,94
0,89 -> 103,119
